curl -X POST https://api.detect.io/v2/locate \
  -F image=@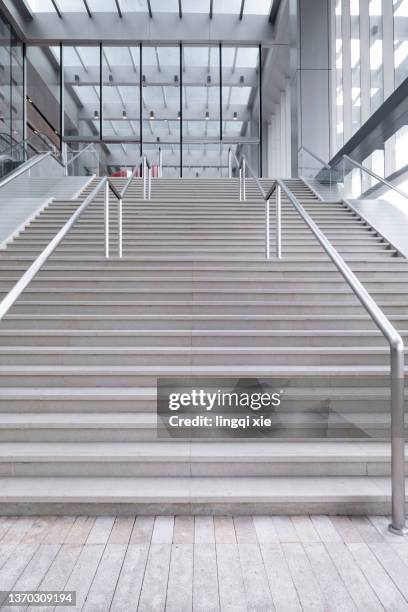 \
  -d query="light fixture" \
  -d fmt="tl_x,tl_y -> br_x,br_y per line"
94,110 -> 99,119
205,111 -> 210,121
150,110 -> 155,120
74,74 -> 80,83
207,75 -> 211,84
174,75 -> 179,86
239,75 -> 244,85
156,136 -> 160,143
177,111 -> 181,120
109,74 -> 114,83
122,109 -> 127,119
233,111 -> 238,120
